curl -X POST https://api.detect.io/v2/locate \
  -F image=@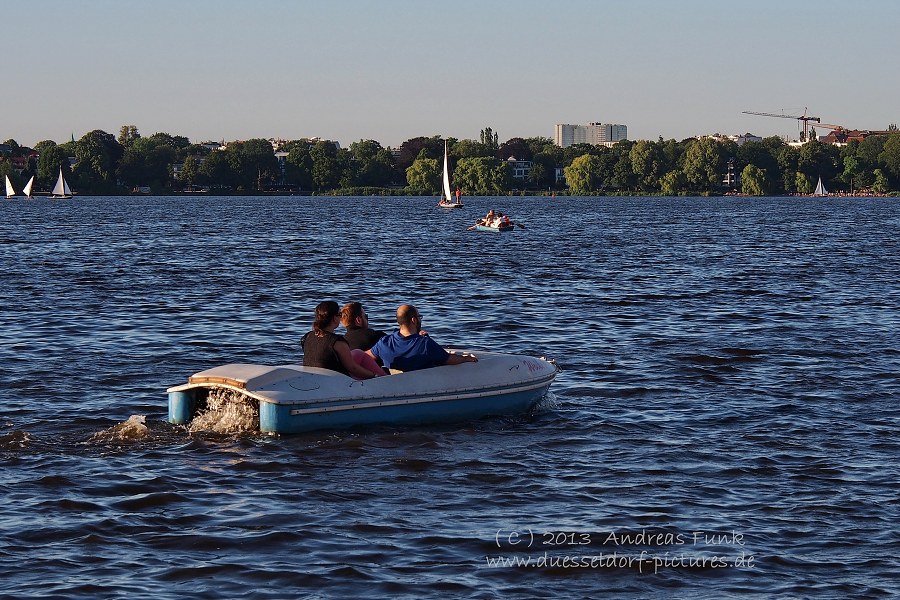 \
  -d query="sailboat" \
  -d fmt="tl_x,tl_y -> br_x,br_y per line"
50,167 -> 73,199
22,176 -> 34,199
437,142 -> 462,208
4,175 -> 15,199
813,176 -> 828,197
